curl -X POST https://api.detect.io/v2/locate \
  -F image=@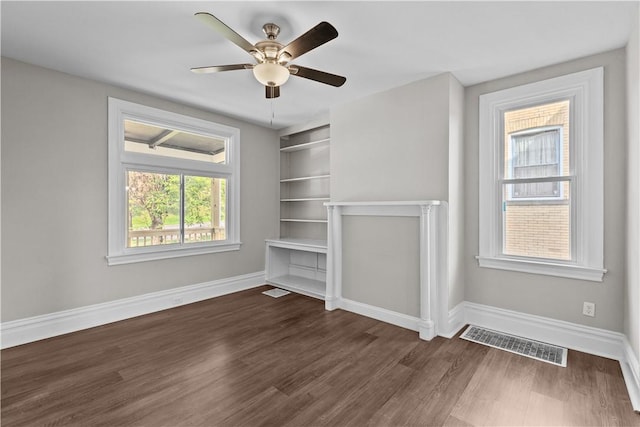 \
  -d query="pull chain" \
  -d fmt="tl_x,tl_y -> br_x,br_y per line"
270,99 -> 275,128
